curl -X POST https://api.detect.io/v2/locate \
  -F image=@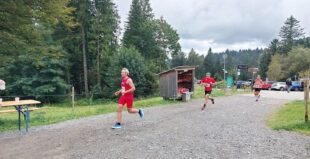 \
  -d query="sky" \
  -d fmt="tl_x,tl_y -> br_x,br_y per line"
114,0 -> 310,54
